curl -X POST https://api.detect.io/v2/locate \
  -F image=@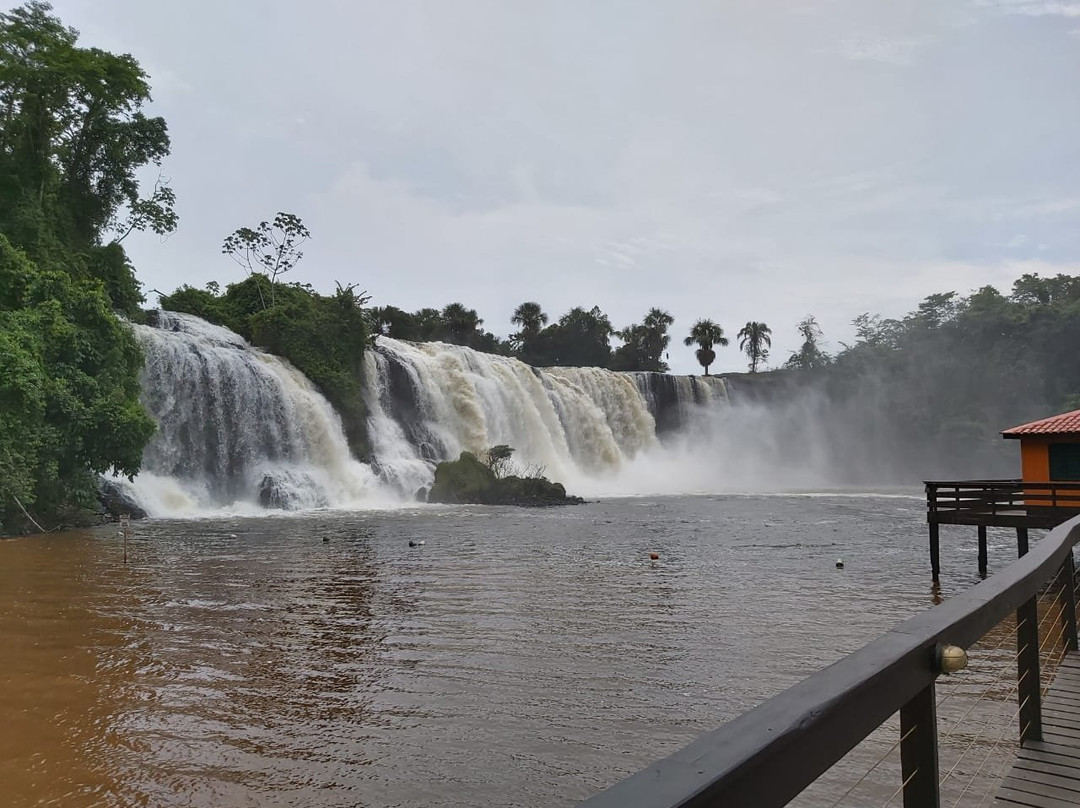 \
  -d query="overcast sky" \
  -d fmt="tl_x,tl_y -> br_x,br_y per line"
50,0 -> 1080,373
